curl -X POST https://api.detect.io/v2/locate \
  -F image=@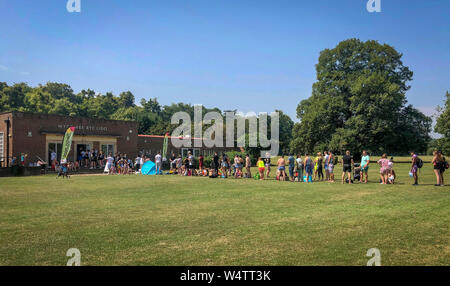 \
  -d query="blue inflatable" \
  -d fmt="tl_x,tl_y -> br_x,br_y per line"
141,161 -> 156,175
